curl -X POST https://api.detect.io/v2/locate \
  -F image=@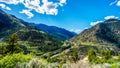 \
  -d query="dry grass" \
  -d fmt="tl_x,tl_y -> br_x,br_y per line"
17,57 -> 120,68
